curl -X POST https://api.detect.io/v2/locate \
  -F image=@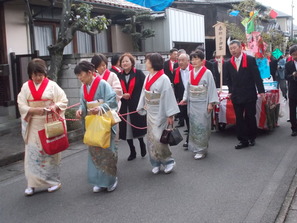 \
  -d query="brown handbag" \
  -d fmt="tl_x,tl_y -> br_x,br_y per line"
44,113 -> 64,138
